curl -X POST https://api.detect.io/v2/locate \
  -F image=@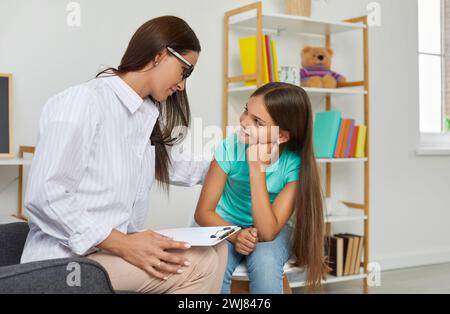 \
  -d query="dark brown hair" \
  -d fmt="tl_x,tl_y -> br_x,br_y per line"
96,16 -> 201,189
251,82 -> 329,291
